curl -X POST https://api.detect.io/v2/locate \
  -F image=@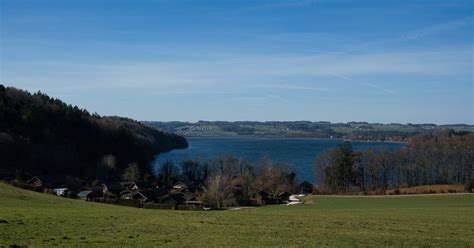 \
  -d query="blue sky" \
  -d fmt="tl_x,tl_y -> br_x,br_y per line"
1,0 -> 473,124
